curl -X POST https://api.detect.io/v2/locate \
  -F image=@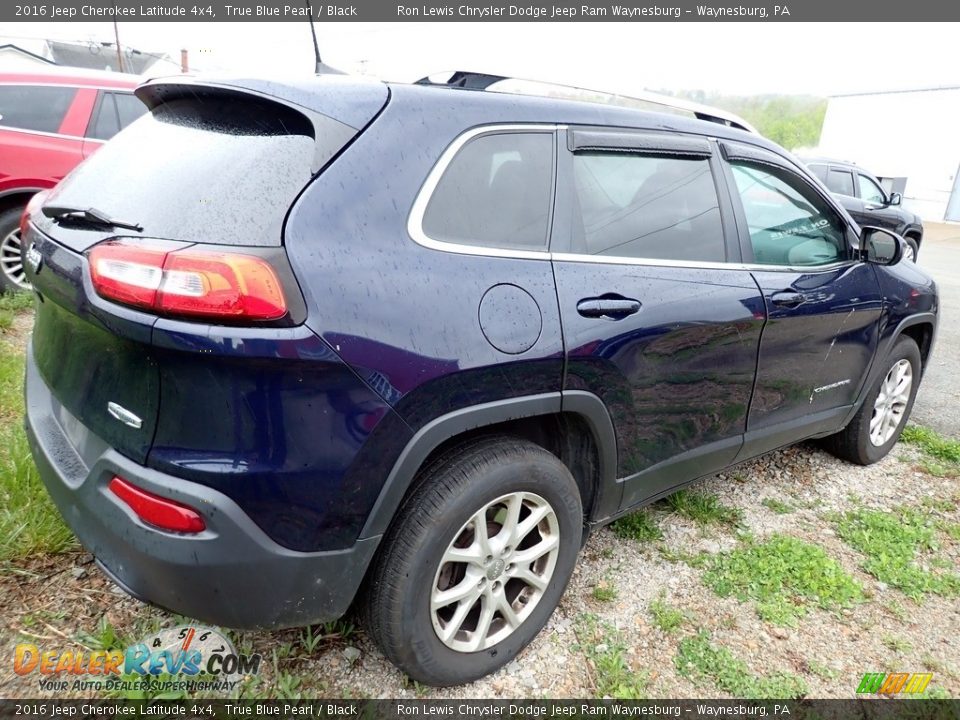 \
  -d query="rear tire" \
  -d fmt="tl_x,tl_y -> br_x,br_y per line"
821,336 -> 921,465
361,436 -> 582,686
